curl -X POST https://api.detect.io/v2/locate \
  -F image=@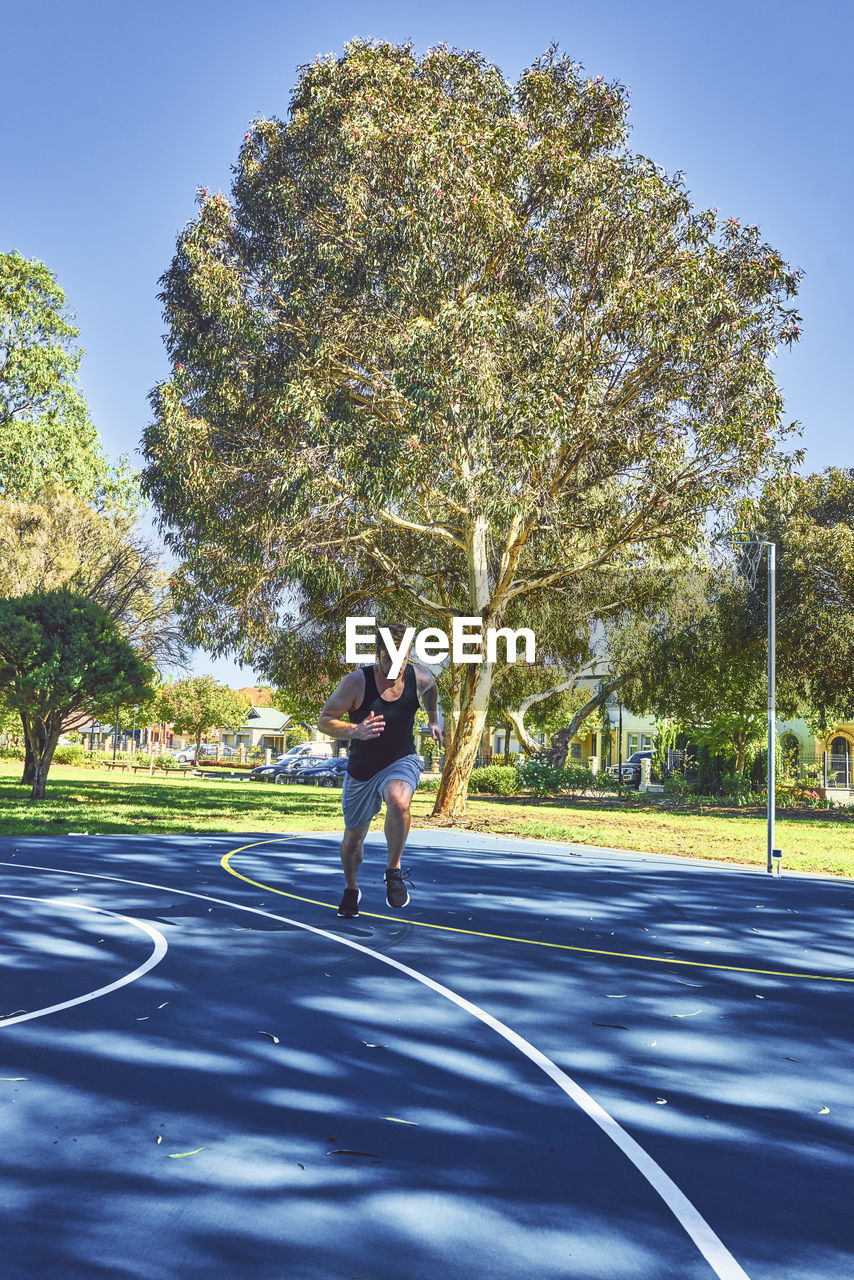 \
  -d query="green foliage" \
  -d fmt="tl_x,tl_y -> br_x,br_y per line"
285,725 -> 311,748
515,757 -> 610,796
52,744 -> 87,766
617,568 -> 769,775
0,744 -> 25,761
157,677 -> 245,752
776,784 -> 826,808
0,689 -> 20,740
143,40 -> 801,815
719,771 -> 763,803
588,767 -> 620,795
0,252 -> 134,504
0,490 -> 185,677
662,769 -> 695,799
417,773 -> 442,791
651,721 -> 677,782
751,469 -> 854,731
0,589 -> 156,796
467,765 -> 519,795
618,468 -> 854,767
516,758 -> 566,796
696,742 -> 724,794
